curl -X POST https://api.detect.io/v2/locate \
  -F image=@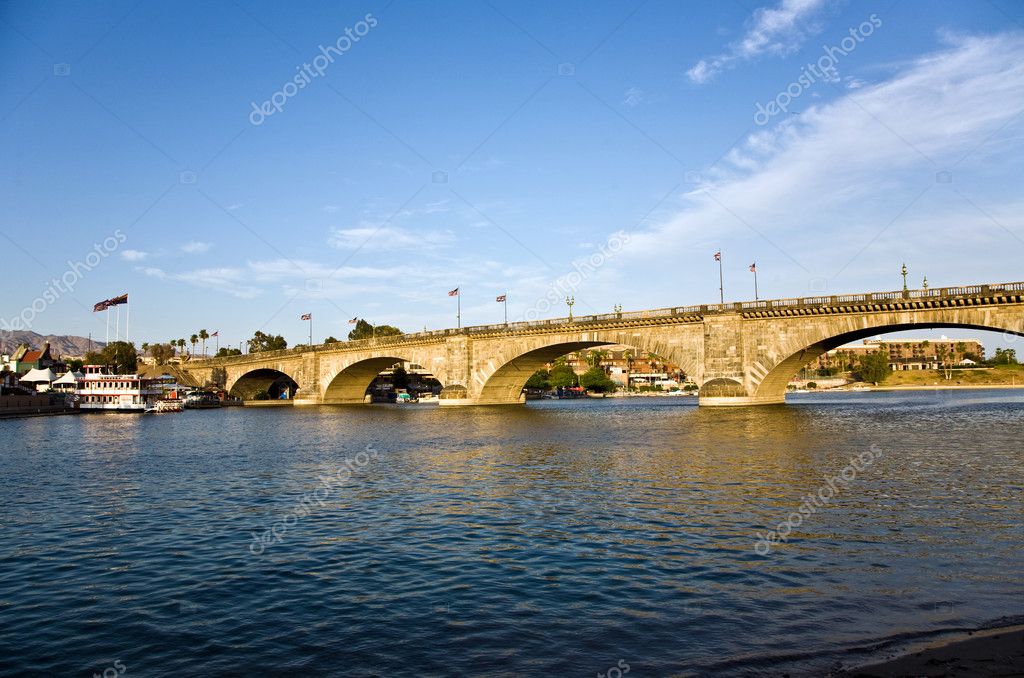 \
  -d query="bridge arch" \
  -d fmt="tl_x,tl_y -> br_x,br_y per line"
229,368 -> 300,401
322,355 -> 431,404
470,329 -> 703,405
747,310 -> 1024,404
